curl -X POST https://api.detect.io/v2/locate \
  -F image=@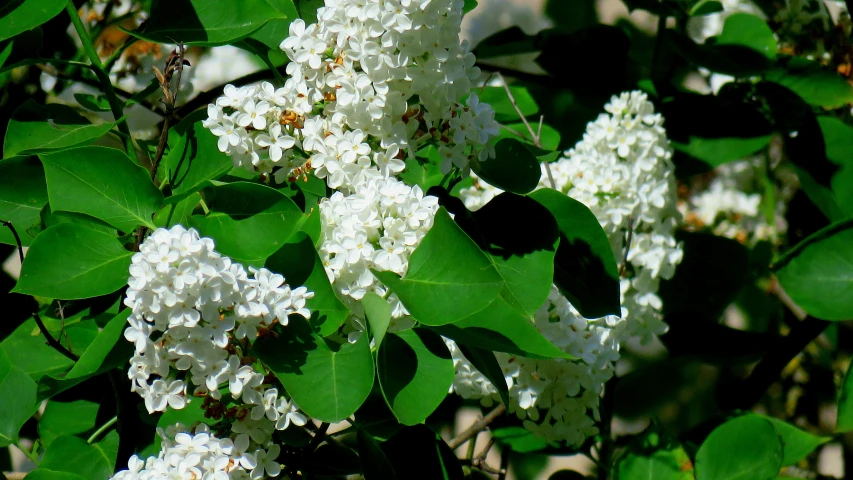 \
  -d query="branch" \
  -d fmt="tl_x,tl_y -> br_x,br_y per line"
1,220 -> 79,362
447,403 -> 506,450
